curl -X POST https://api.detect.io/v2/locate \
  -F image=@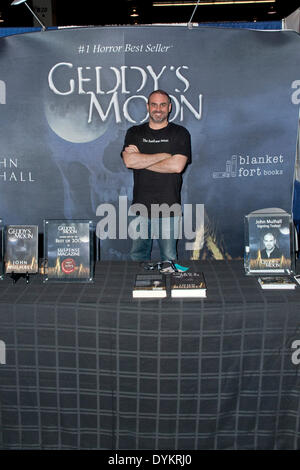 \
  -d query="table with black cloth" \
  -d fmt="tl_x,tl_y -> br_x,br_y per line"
0,260 -> 299,450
